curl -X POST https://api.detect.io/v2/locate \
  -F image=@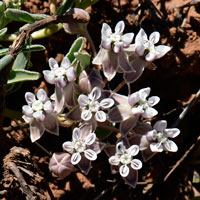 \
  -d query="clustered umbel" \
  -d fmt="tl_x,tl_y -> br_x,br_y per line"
22,15 -> 180,188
